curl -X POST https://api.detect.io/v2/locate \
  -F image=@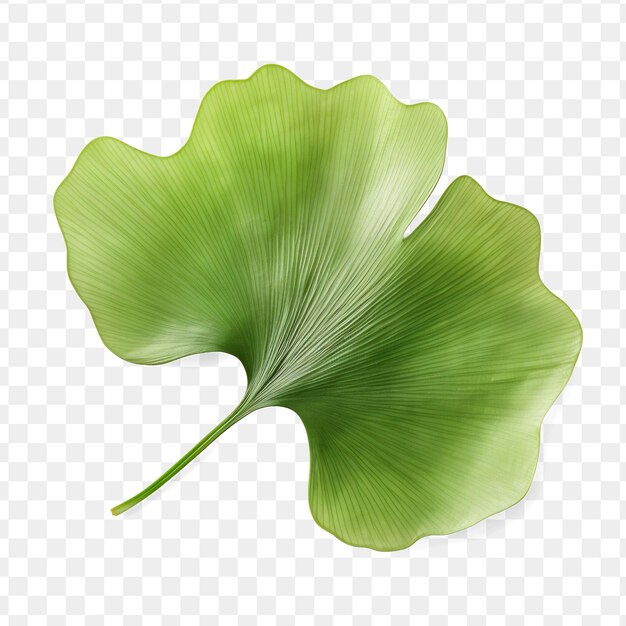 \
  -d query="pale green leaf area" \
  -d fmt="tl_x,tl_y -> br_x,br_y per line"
54,65 -> 582,551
